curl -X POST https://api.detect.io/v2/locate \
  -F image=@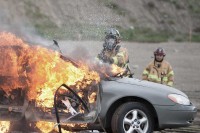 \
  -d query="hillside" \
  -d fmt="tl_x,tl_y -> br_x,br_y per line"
0,0 -> 200,42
